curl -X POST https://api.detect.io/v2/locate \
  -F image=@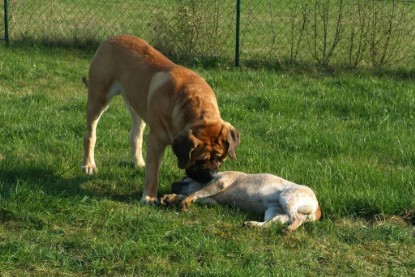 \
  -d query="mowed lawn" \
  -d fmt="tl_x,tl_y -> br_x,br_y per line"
0,44 -> 414,276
